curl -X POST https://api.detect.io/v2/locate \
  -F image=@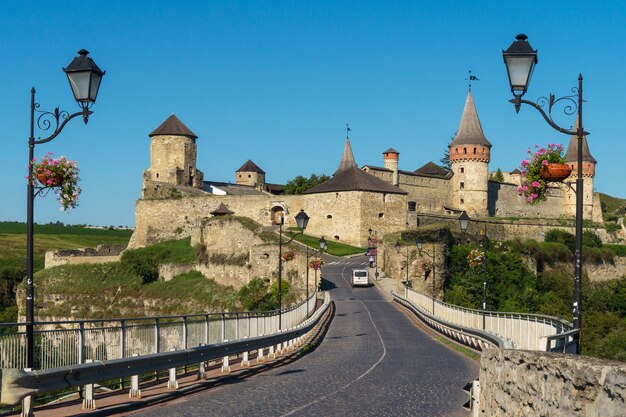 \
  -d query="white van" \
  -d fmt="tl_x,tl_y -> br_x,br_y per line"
351,269 -> 369,287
